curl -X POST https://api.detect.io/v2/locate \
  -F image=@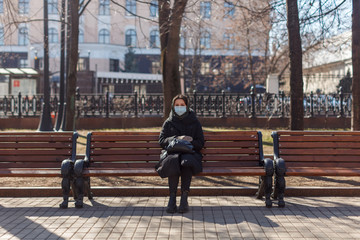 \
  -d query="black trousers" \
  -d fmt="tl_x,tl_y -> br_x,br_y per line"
168,166 -> 192,193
